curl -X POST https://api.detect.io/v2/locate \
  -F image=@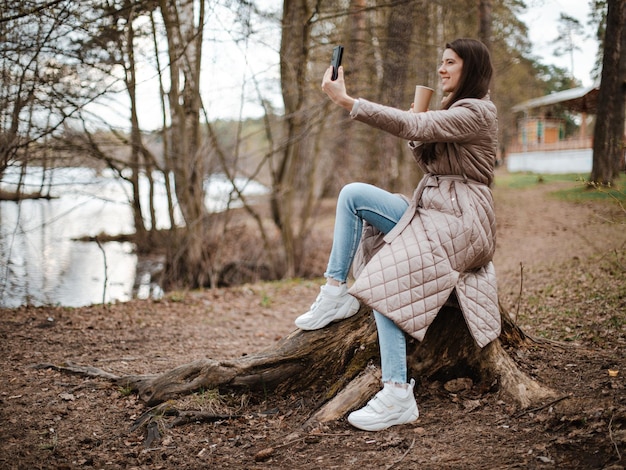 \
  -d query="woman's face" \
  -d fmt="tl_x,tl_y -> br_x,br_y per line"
438,48 -> 463,93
